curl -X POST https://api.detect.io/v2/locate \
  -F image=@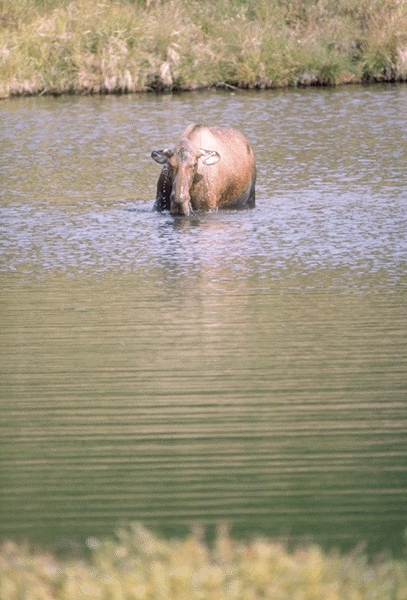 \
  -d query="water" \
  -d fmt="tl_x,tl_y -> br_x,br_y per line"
1,85 -> 407,556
